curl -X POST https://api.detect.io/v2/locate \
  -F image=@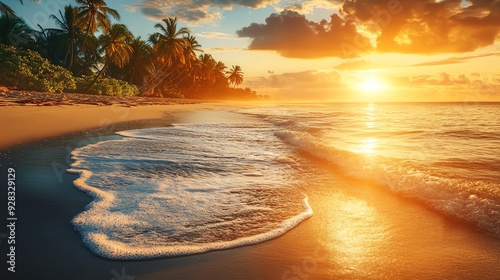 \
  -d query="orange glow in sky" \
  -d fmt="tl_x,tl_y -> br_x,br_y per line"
11,0 -> 500,102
